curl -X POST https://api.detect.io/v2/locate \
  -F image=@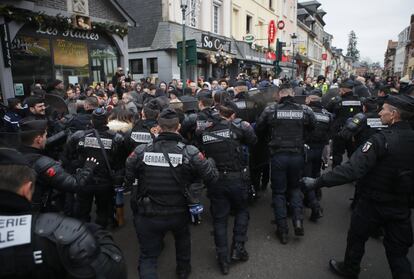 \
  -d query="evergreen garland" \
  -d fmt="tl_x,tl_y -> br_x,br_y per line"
0,5 -> 128,38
